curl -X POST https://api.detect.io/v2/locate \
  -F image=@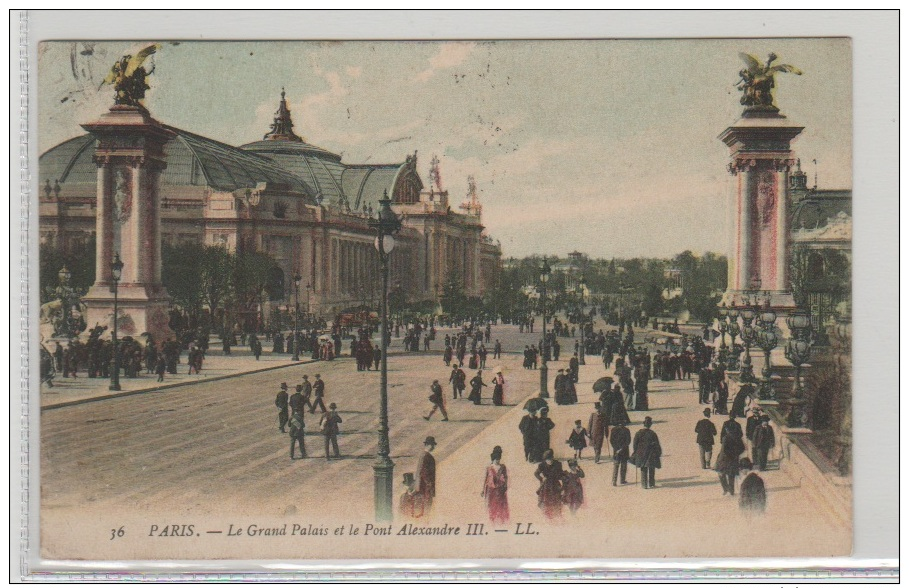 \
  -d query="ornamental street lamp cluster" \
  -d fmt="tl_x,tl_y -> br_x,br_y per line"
737,302 -> 758,382
754,301 -> 779,401
783,308 -> 814,428
538,258 -> 551,398
367,190 -> 401,522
